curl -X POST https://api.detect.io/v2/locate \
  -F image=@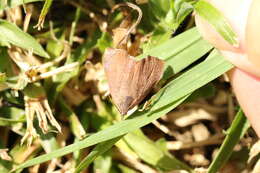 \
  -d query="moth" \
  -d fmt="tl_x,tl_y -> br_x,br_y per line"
103,3 -> 164,115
